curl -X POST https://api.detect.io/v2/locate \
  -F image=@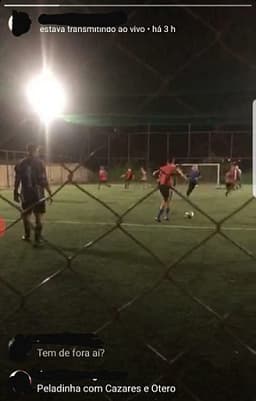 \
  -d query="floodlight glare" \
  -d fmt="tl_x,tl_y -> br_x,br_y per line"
26,70 -> 66,124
